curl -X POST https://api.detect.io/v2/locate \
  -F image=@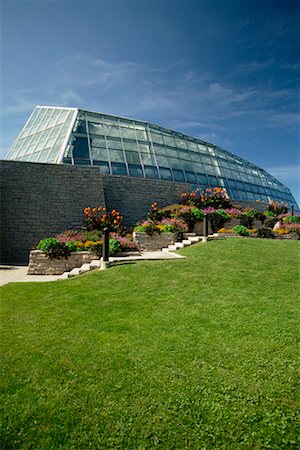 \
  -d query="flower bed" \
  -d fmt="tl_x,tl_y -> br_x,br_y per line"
28,251 -> 98,275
